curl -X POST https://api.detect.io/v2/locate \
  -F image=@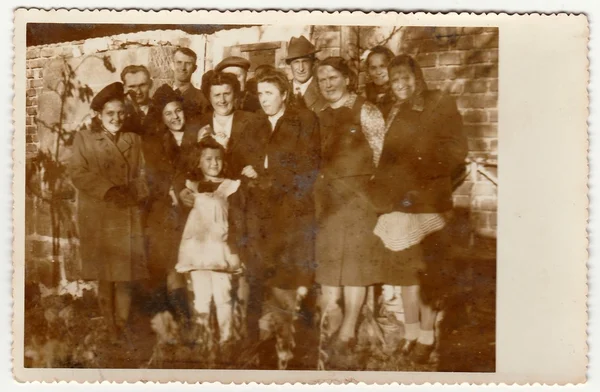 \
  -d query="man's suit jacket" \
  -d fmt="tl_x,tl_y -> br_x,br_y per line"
293,78 -> 327,113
